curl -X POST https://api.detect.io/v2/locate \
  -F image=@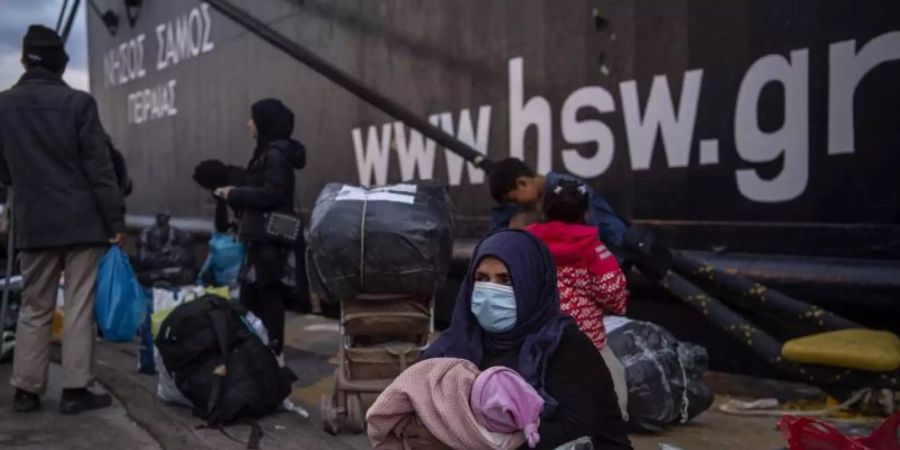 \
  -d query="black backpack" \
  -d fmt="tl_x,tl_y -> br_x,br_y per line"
155,294 -> 297,427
